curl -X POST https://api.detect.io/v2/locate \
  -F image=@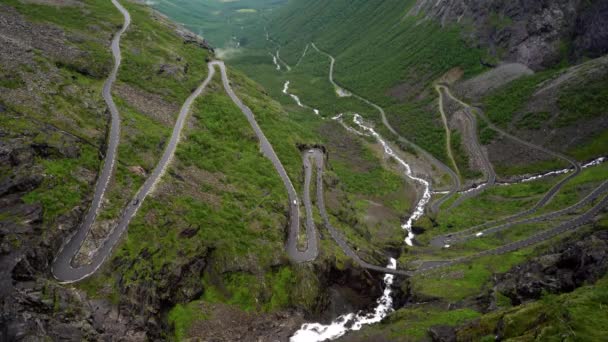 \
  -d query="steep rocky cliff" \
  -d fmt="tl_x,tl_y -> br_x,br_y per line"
409,0 -> 608,69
